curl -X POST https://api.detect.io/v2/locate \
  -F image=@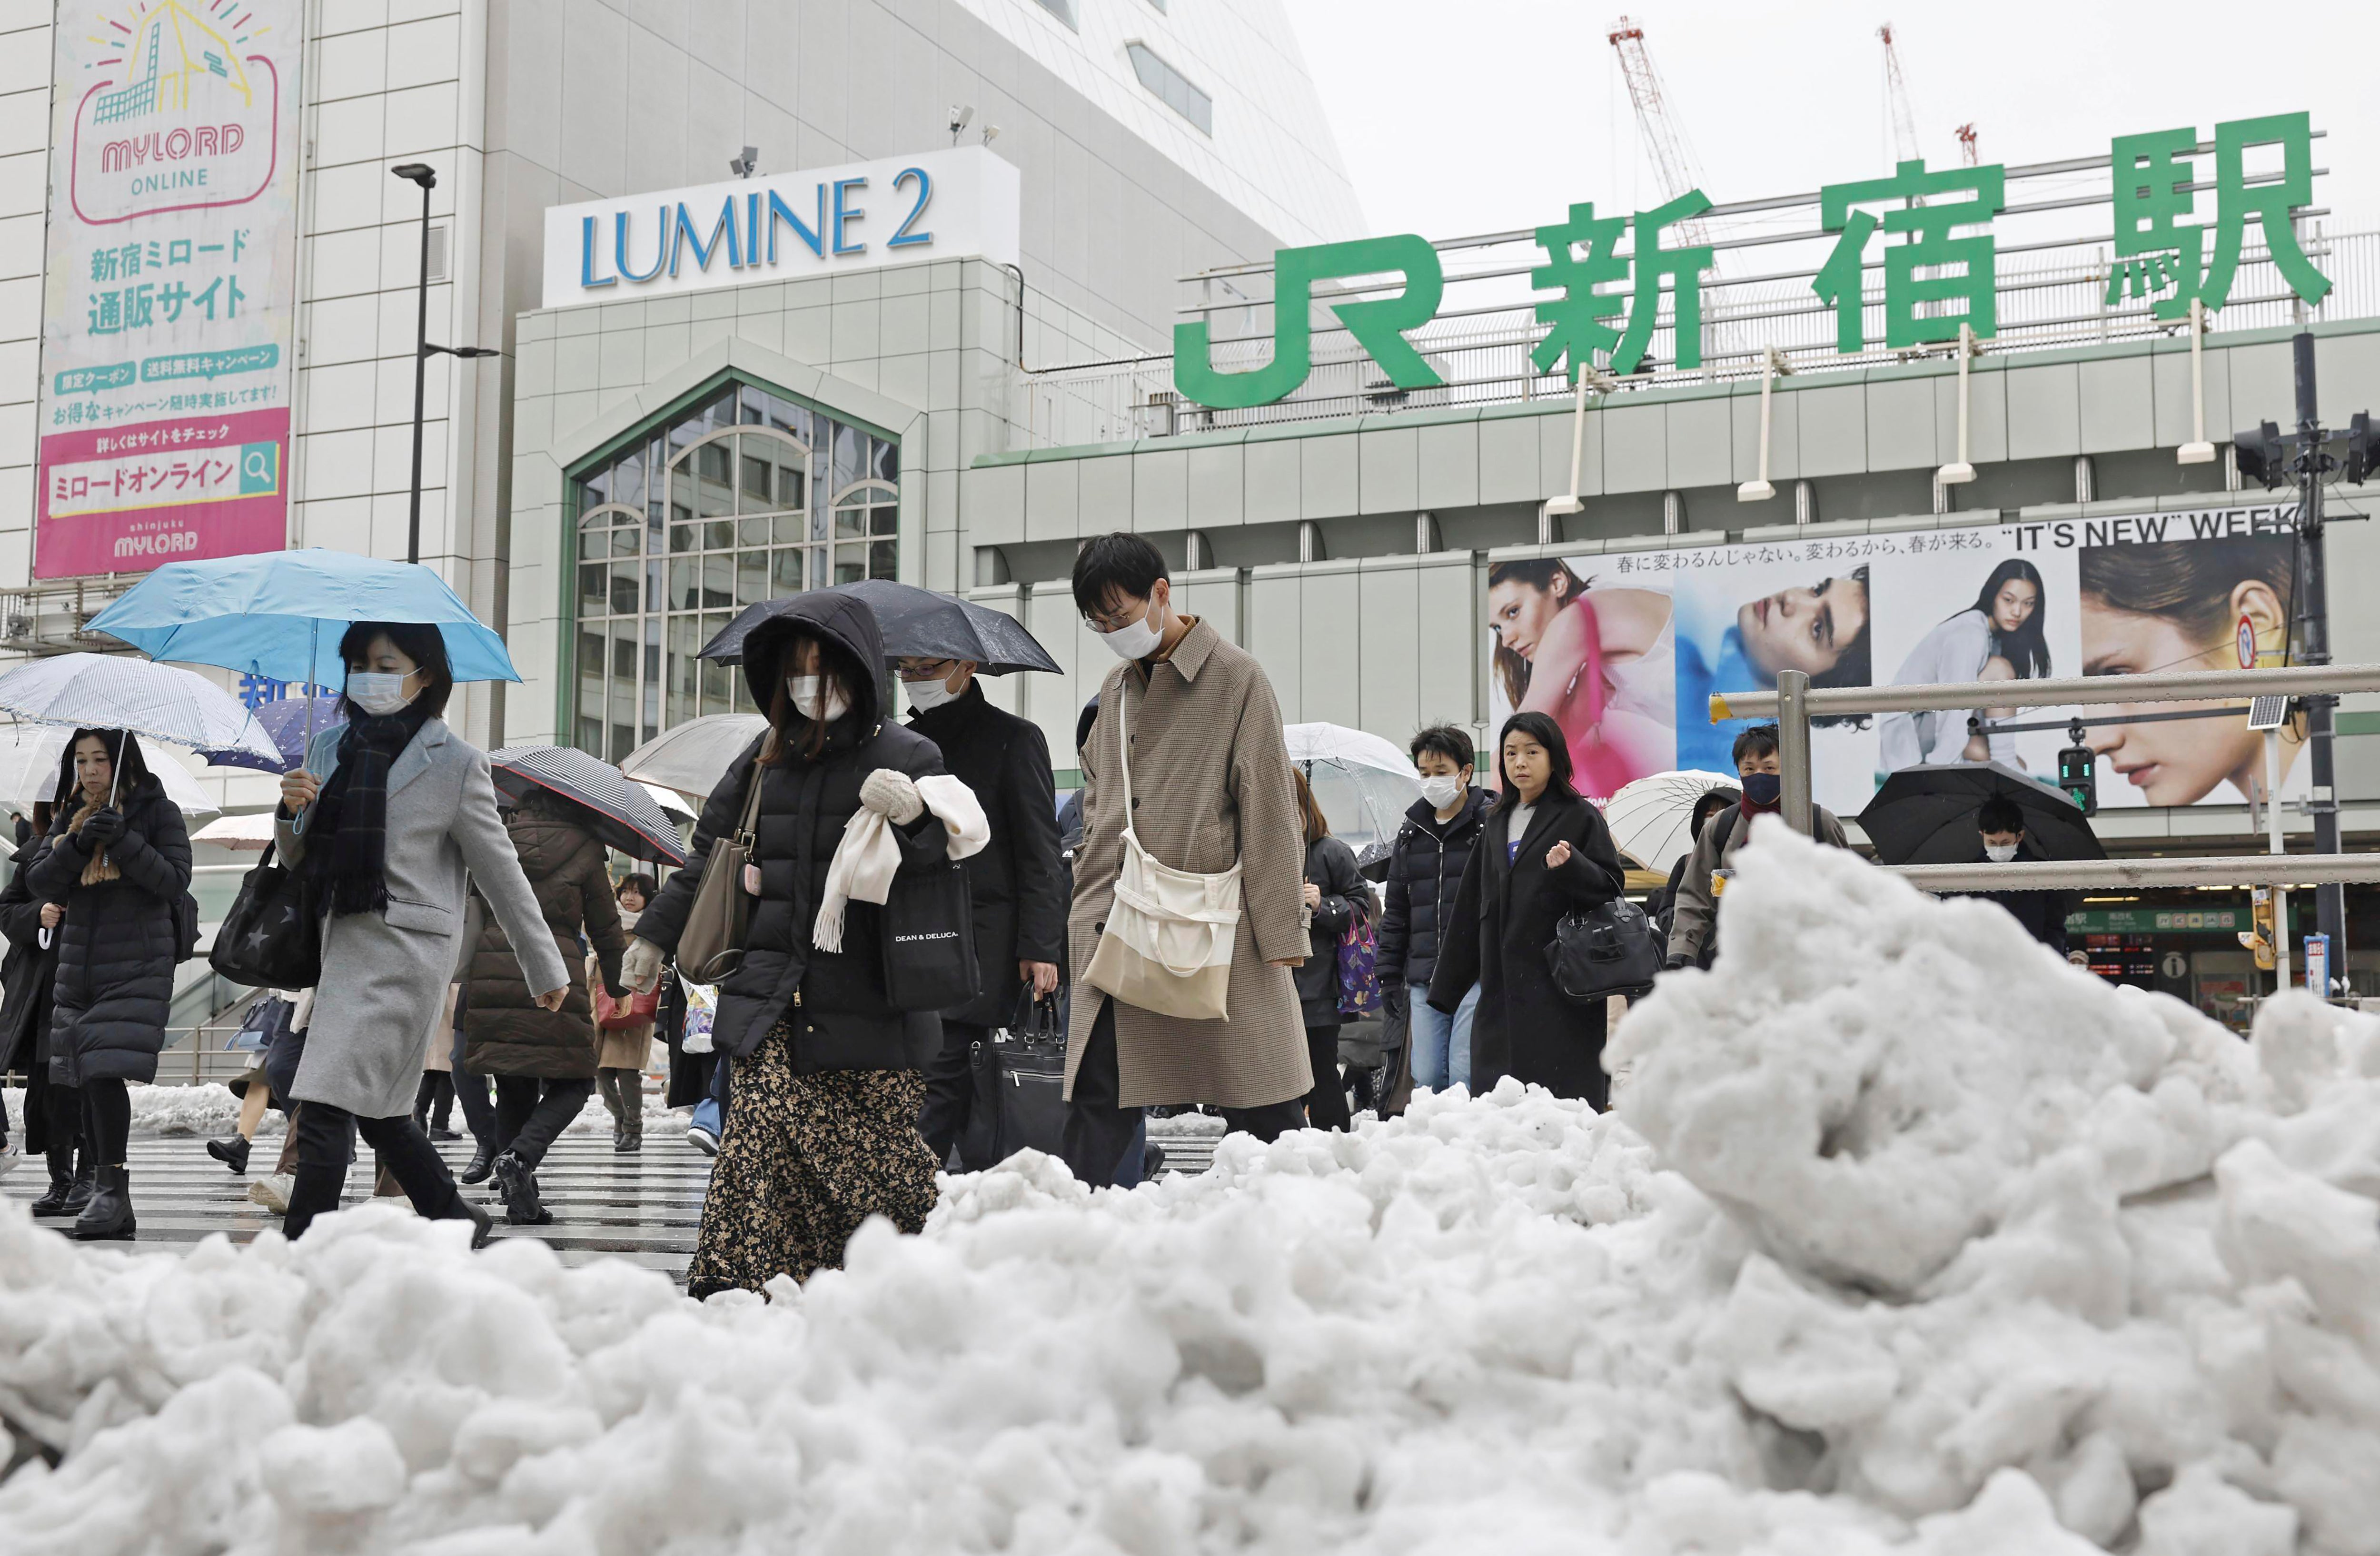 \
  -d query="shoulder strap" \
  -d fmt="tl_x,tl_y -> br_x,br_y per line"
1111,679 -> 1138,844
734,755 -> 766,842
1711,804 -> 1739,856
